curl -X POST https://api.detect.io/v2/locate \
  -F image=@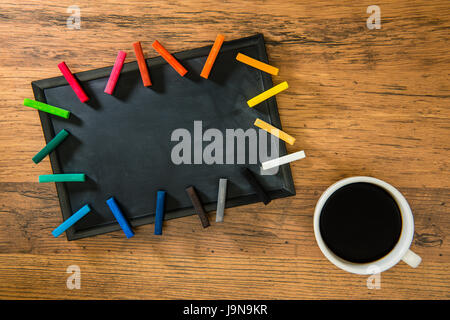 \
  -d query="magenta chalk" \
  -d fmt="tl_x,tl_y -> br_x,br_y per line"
104,51 -> 127,95
58,62 -> 89,103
